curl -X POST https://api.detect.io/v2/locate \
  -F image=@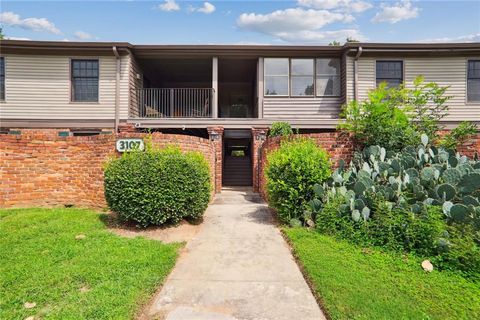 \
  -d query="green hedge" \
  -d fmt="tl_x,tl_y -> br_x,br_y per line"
265,137 -> 331,225
104,146 -> 211,227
